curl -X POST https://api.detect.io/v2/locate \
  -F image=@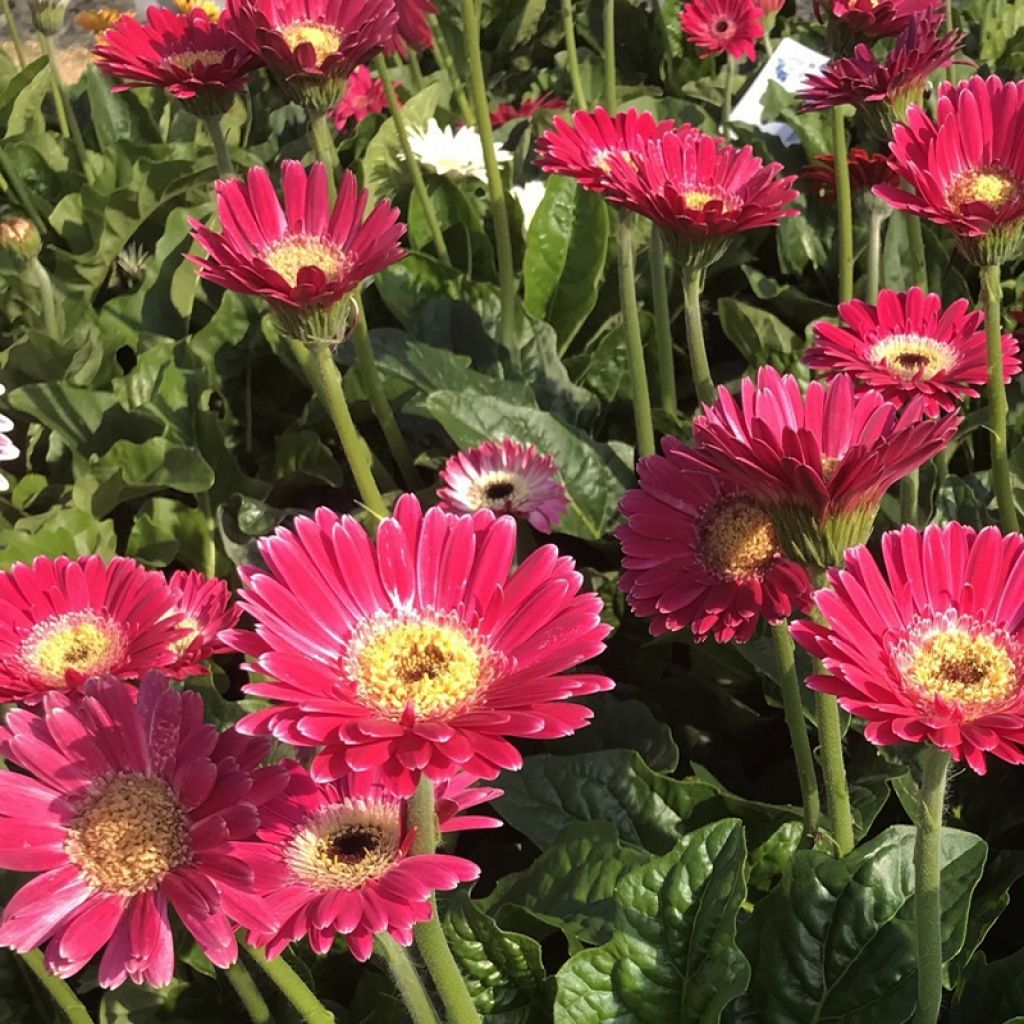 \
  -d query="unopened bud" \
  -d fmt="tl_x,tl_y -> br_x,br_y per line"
0,216 -> 41,263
